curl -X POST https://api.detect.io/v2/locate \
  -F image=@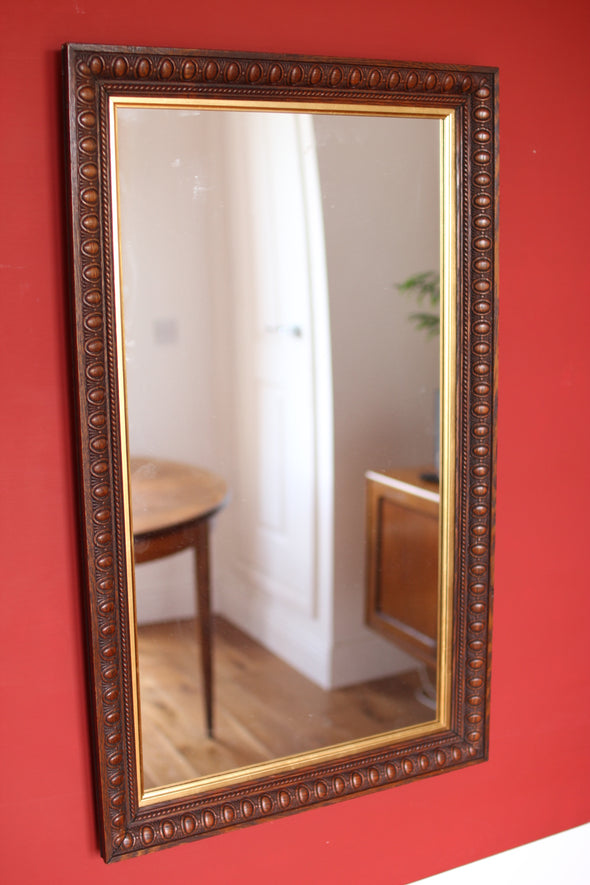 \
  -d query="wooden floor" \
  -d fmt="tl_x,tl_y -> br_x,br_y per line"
137,616 -> 433,790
